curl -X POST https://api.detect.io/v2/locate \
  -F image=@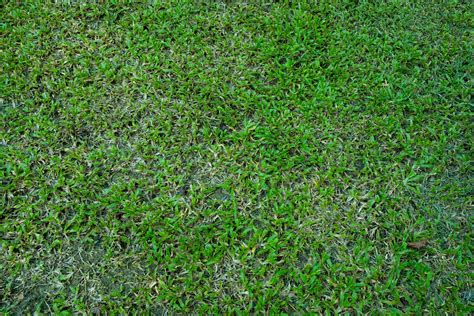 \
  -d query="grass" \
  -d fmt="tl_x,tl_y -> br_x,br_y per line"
1,0 -> 472,314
